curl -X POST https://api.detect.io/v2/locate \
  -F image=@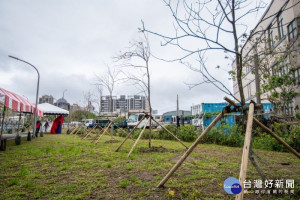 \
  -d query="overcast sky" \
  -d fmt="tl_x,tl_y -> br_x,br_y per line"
0,0 -> 269,114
